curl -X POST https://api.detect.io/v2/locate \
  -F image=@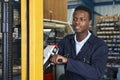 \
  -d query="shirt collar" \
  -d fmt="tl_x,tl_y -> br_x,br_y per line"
74,31 -> 91,43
